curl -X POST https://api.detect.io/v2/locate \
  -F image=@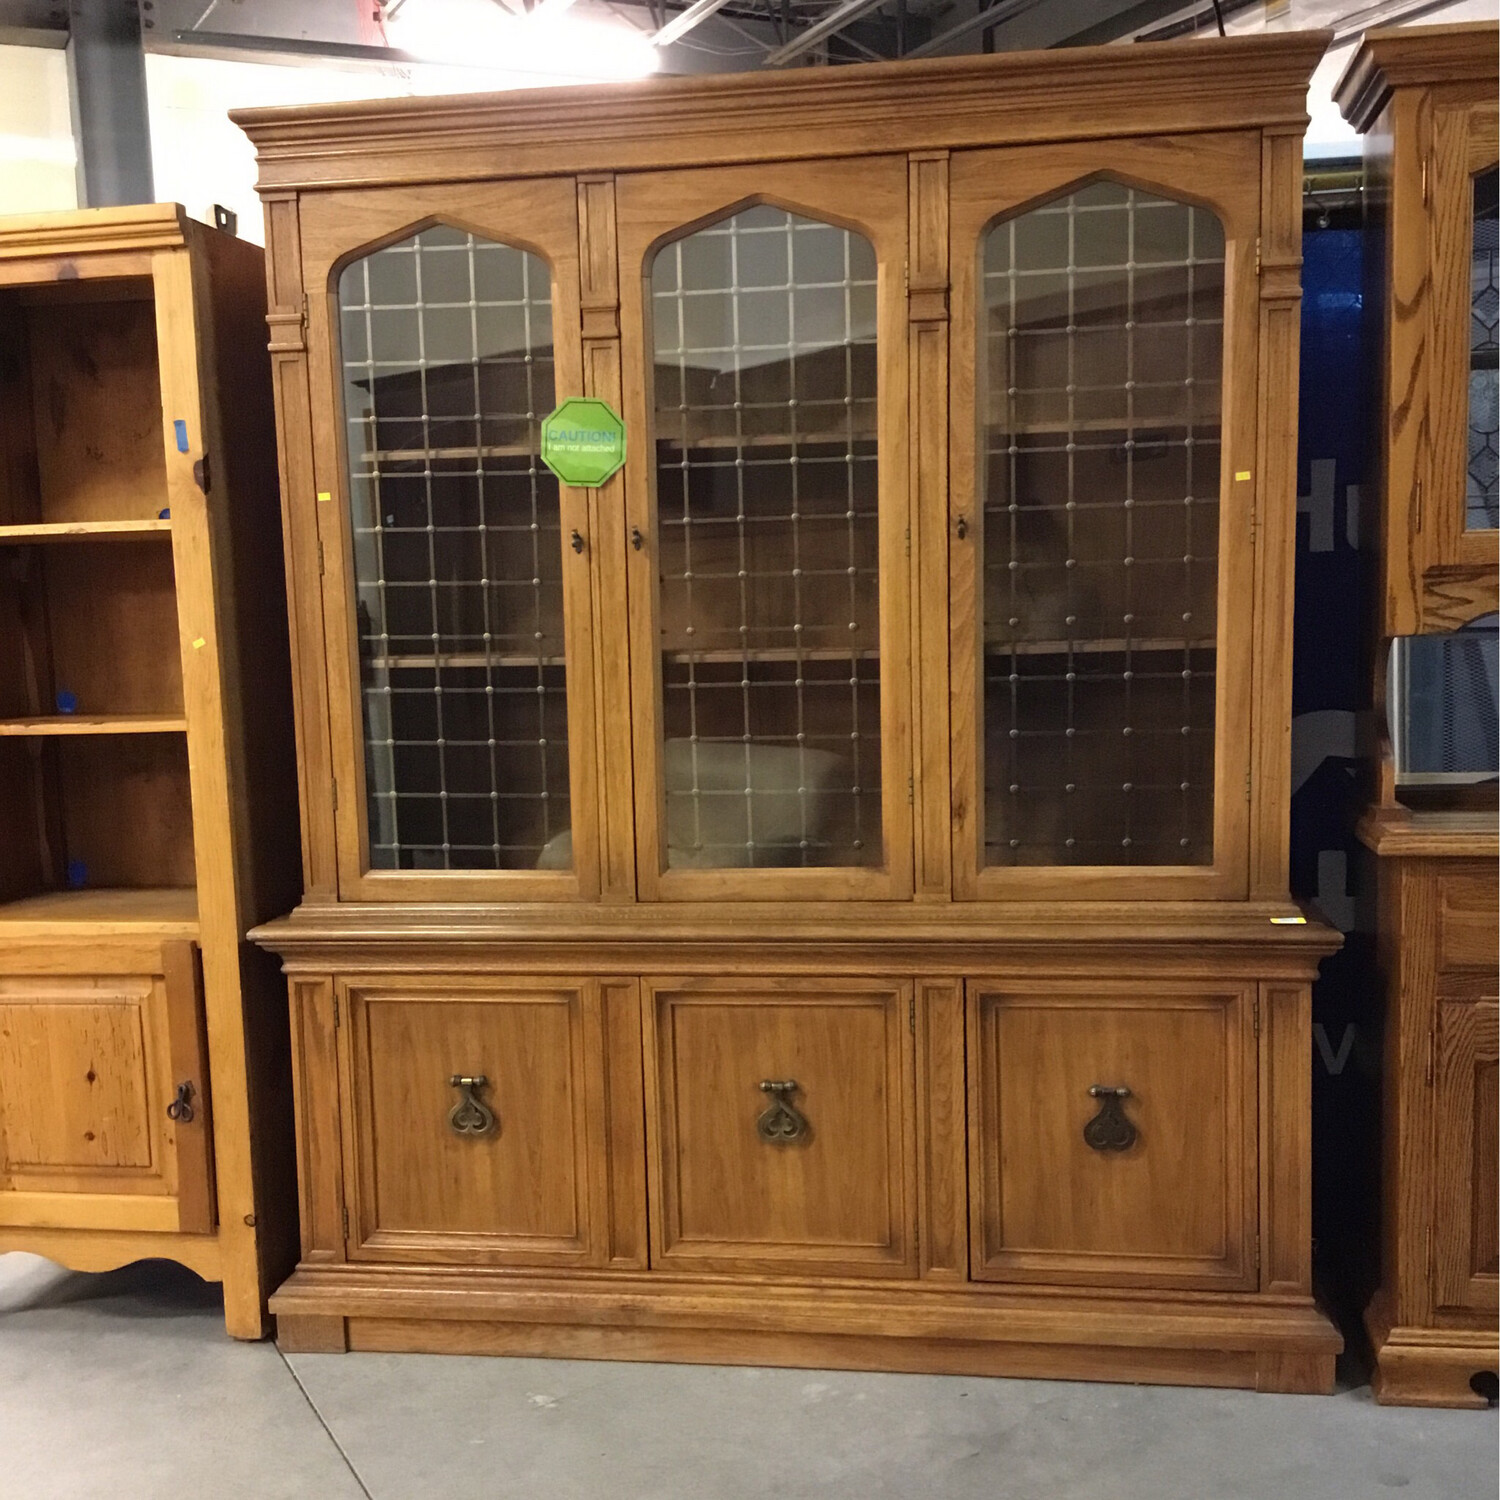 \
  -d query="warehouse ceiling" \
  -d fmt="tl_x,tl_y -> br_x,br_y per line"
0,0 -> 1475,75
